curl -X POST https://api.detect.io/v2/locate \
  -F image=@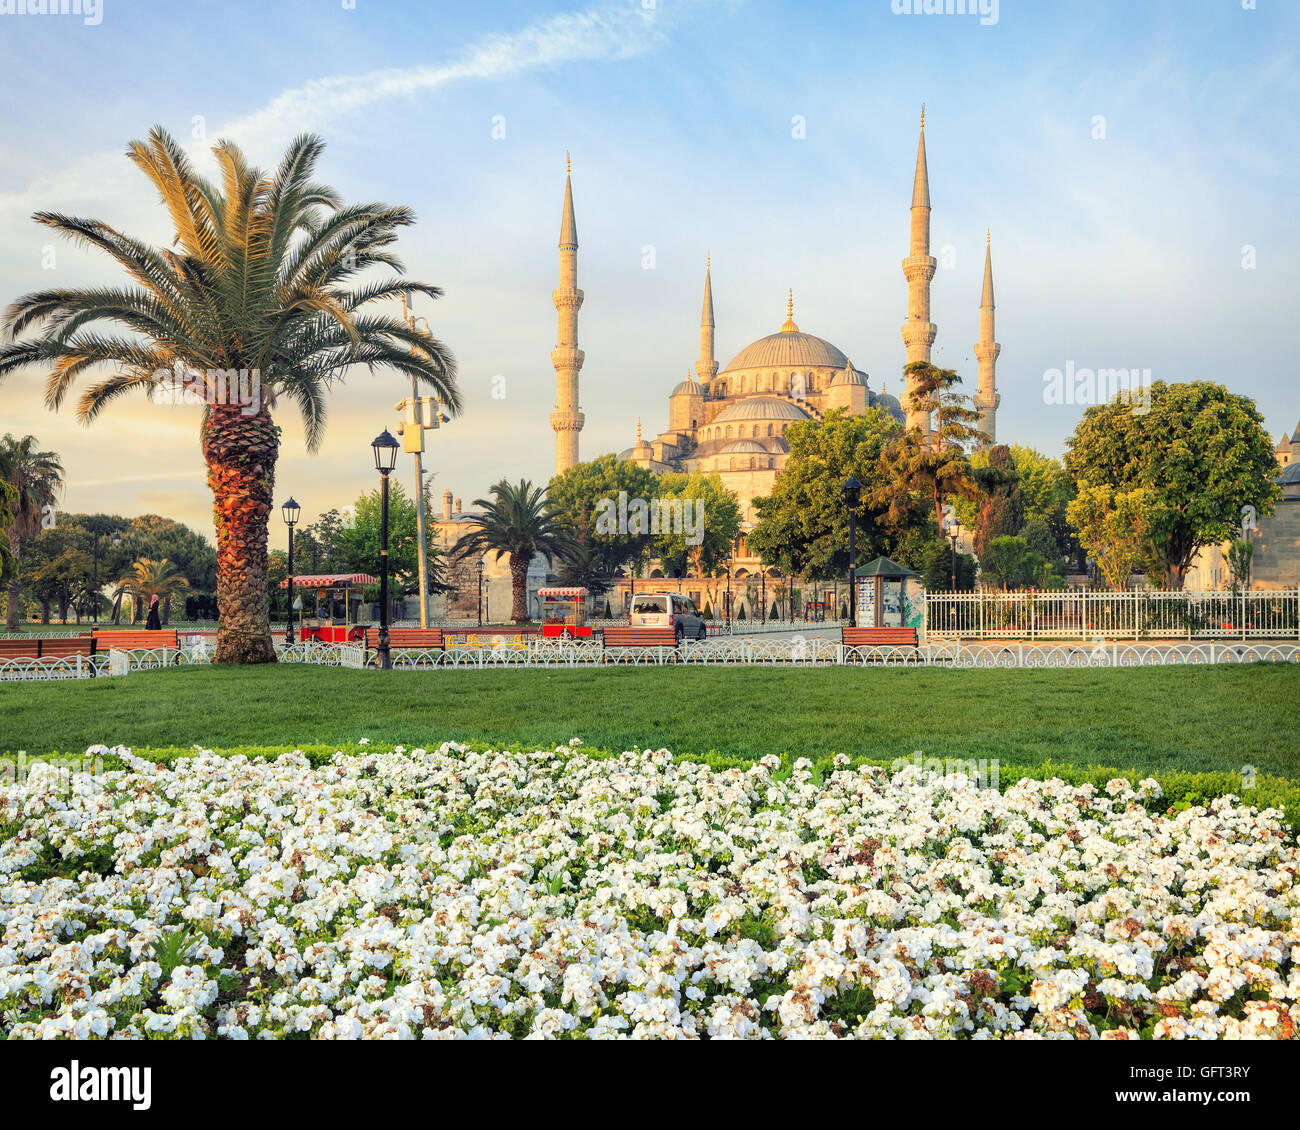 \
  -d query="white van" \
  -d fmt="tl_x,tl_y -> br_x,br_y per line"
628,593 -> 707,642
